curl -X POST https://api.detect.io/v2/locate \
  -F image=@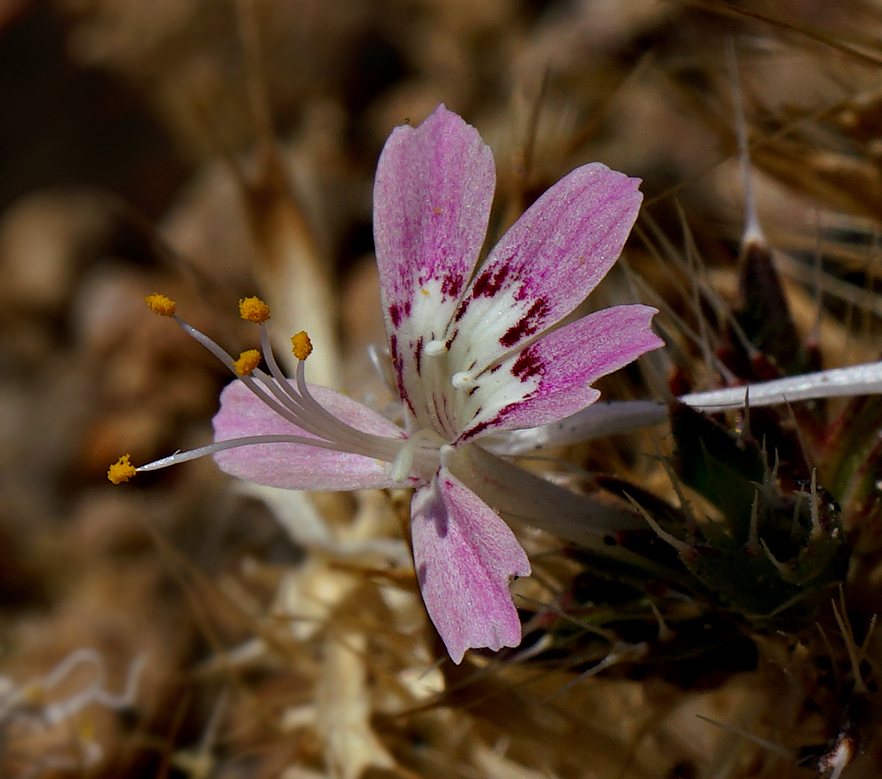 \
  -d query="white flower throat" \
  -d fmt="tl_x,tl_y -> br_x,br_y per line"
395,277 -> 546,444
